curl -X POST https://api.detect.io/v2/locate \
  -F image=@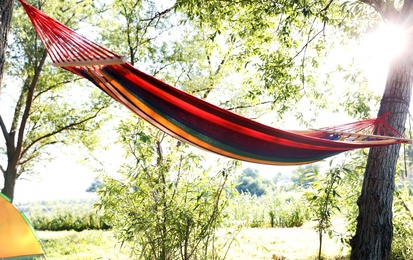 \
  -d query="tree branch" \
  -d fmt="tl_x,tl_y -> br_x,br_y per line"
33,78 -> 81,101
141,5 -> 176,23
291,0 -> 332,64
226,100 -> 274,111
291,27 -> 325,62
19,106 -> 105,160
0,164 -> 5,176
14,52 -> 47,166
18,140 -> 58,166
0,114 -> 10,145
